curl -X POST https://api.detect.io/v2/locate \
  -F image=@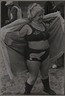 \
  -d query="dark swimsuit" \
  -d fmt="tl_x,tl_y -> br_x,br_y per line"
25,24 -> 50,62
